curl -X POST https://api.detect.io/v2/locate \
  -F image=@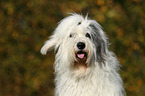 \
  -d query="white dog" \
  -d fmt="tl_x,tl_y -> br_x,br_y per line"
41,14 -> 125,96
